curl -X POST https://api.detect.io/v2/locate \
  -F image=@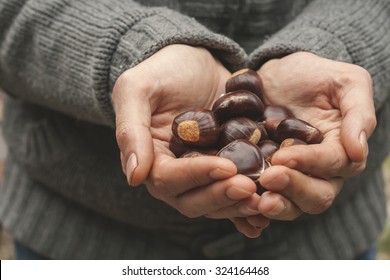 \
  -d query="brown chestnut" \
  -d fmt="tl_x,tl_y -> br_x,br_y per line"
212,90 -> 265,123
169,136 -> 189,158
280,138 -> 308,148
219,117 -> 264,147
257,140 -> 280,162
274,118 -> 324,144
217,139 -> 265,181
256,121 -> 269,142
180,148 -> 219,158
225,68 -> 264,100
180,150 -> 206,158
172,109 -> 220,147
263,105 -> 294,137
255,182 -> 268,195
